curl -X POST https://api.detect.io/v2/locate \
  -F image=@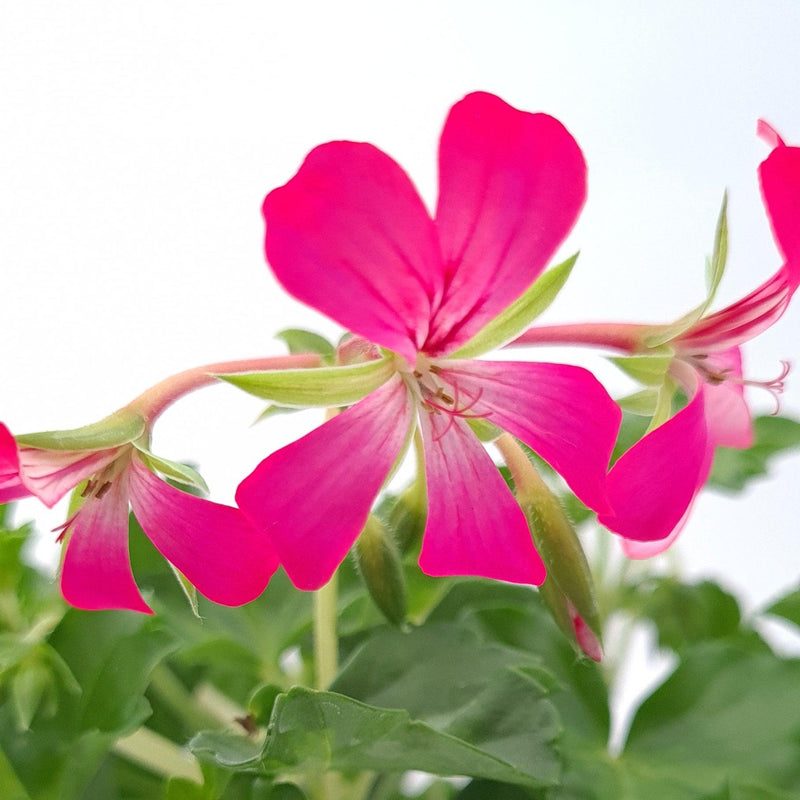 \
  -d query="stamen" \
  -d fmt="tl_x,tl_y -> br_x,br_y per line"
688,354 -> 791,415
